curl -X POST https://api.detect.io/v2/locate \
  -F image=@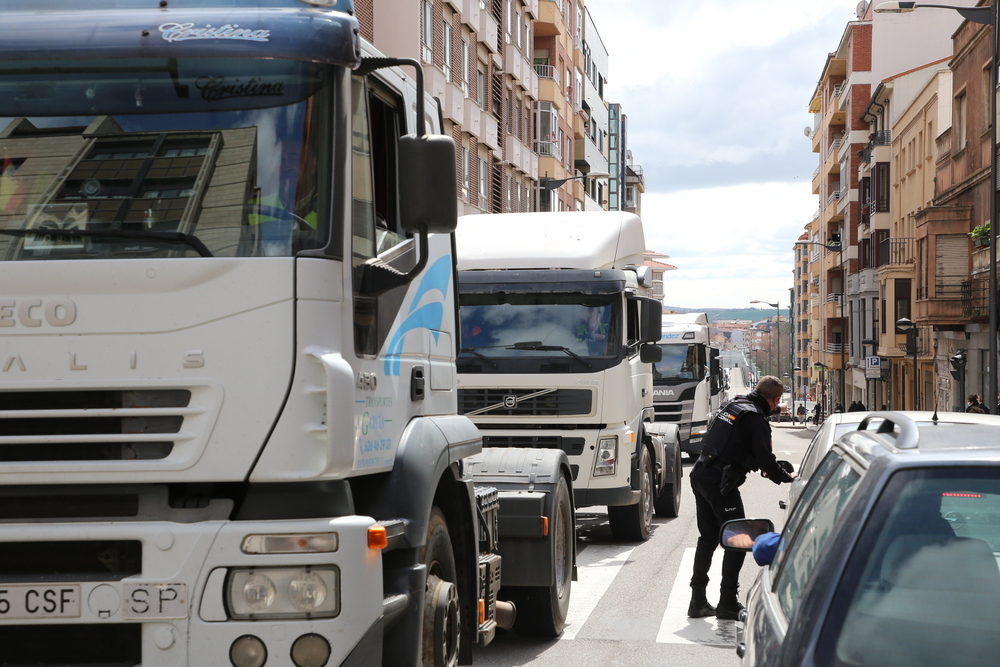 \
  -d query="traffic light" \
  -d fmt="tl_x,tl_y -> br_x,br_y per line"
950,349 -> 967,382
